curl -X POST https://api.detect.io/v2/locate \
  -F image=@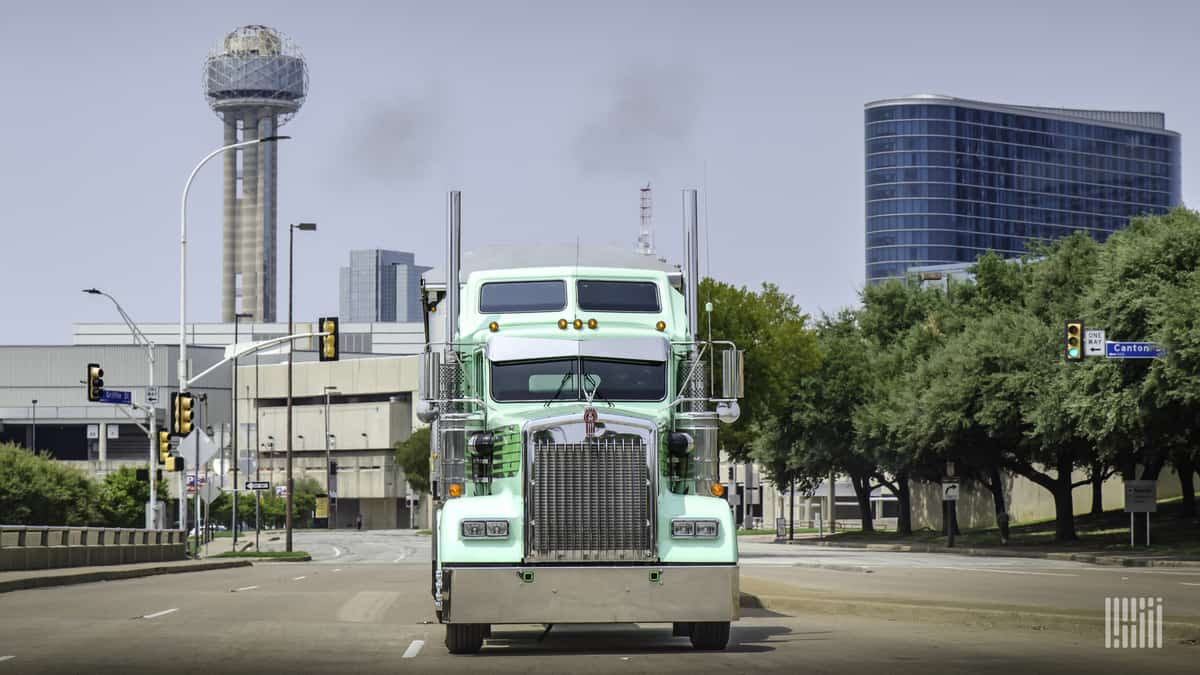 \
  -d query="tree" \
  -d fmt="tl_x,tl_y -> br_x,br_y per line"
97,466 -> 170,528
394,427 -> 431,494
0,443 -> 98,526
